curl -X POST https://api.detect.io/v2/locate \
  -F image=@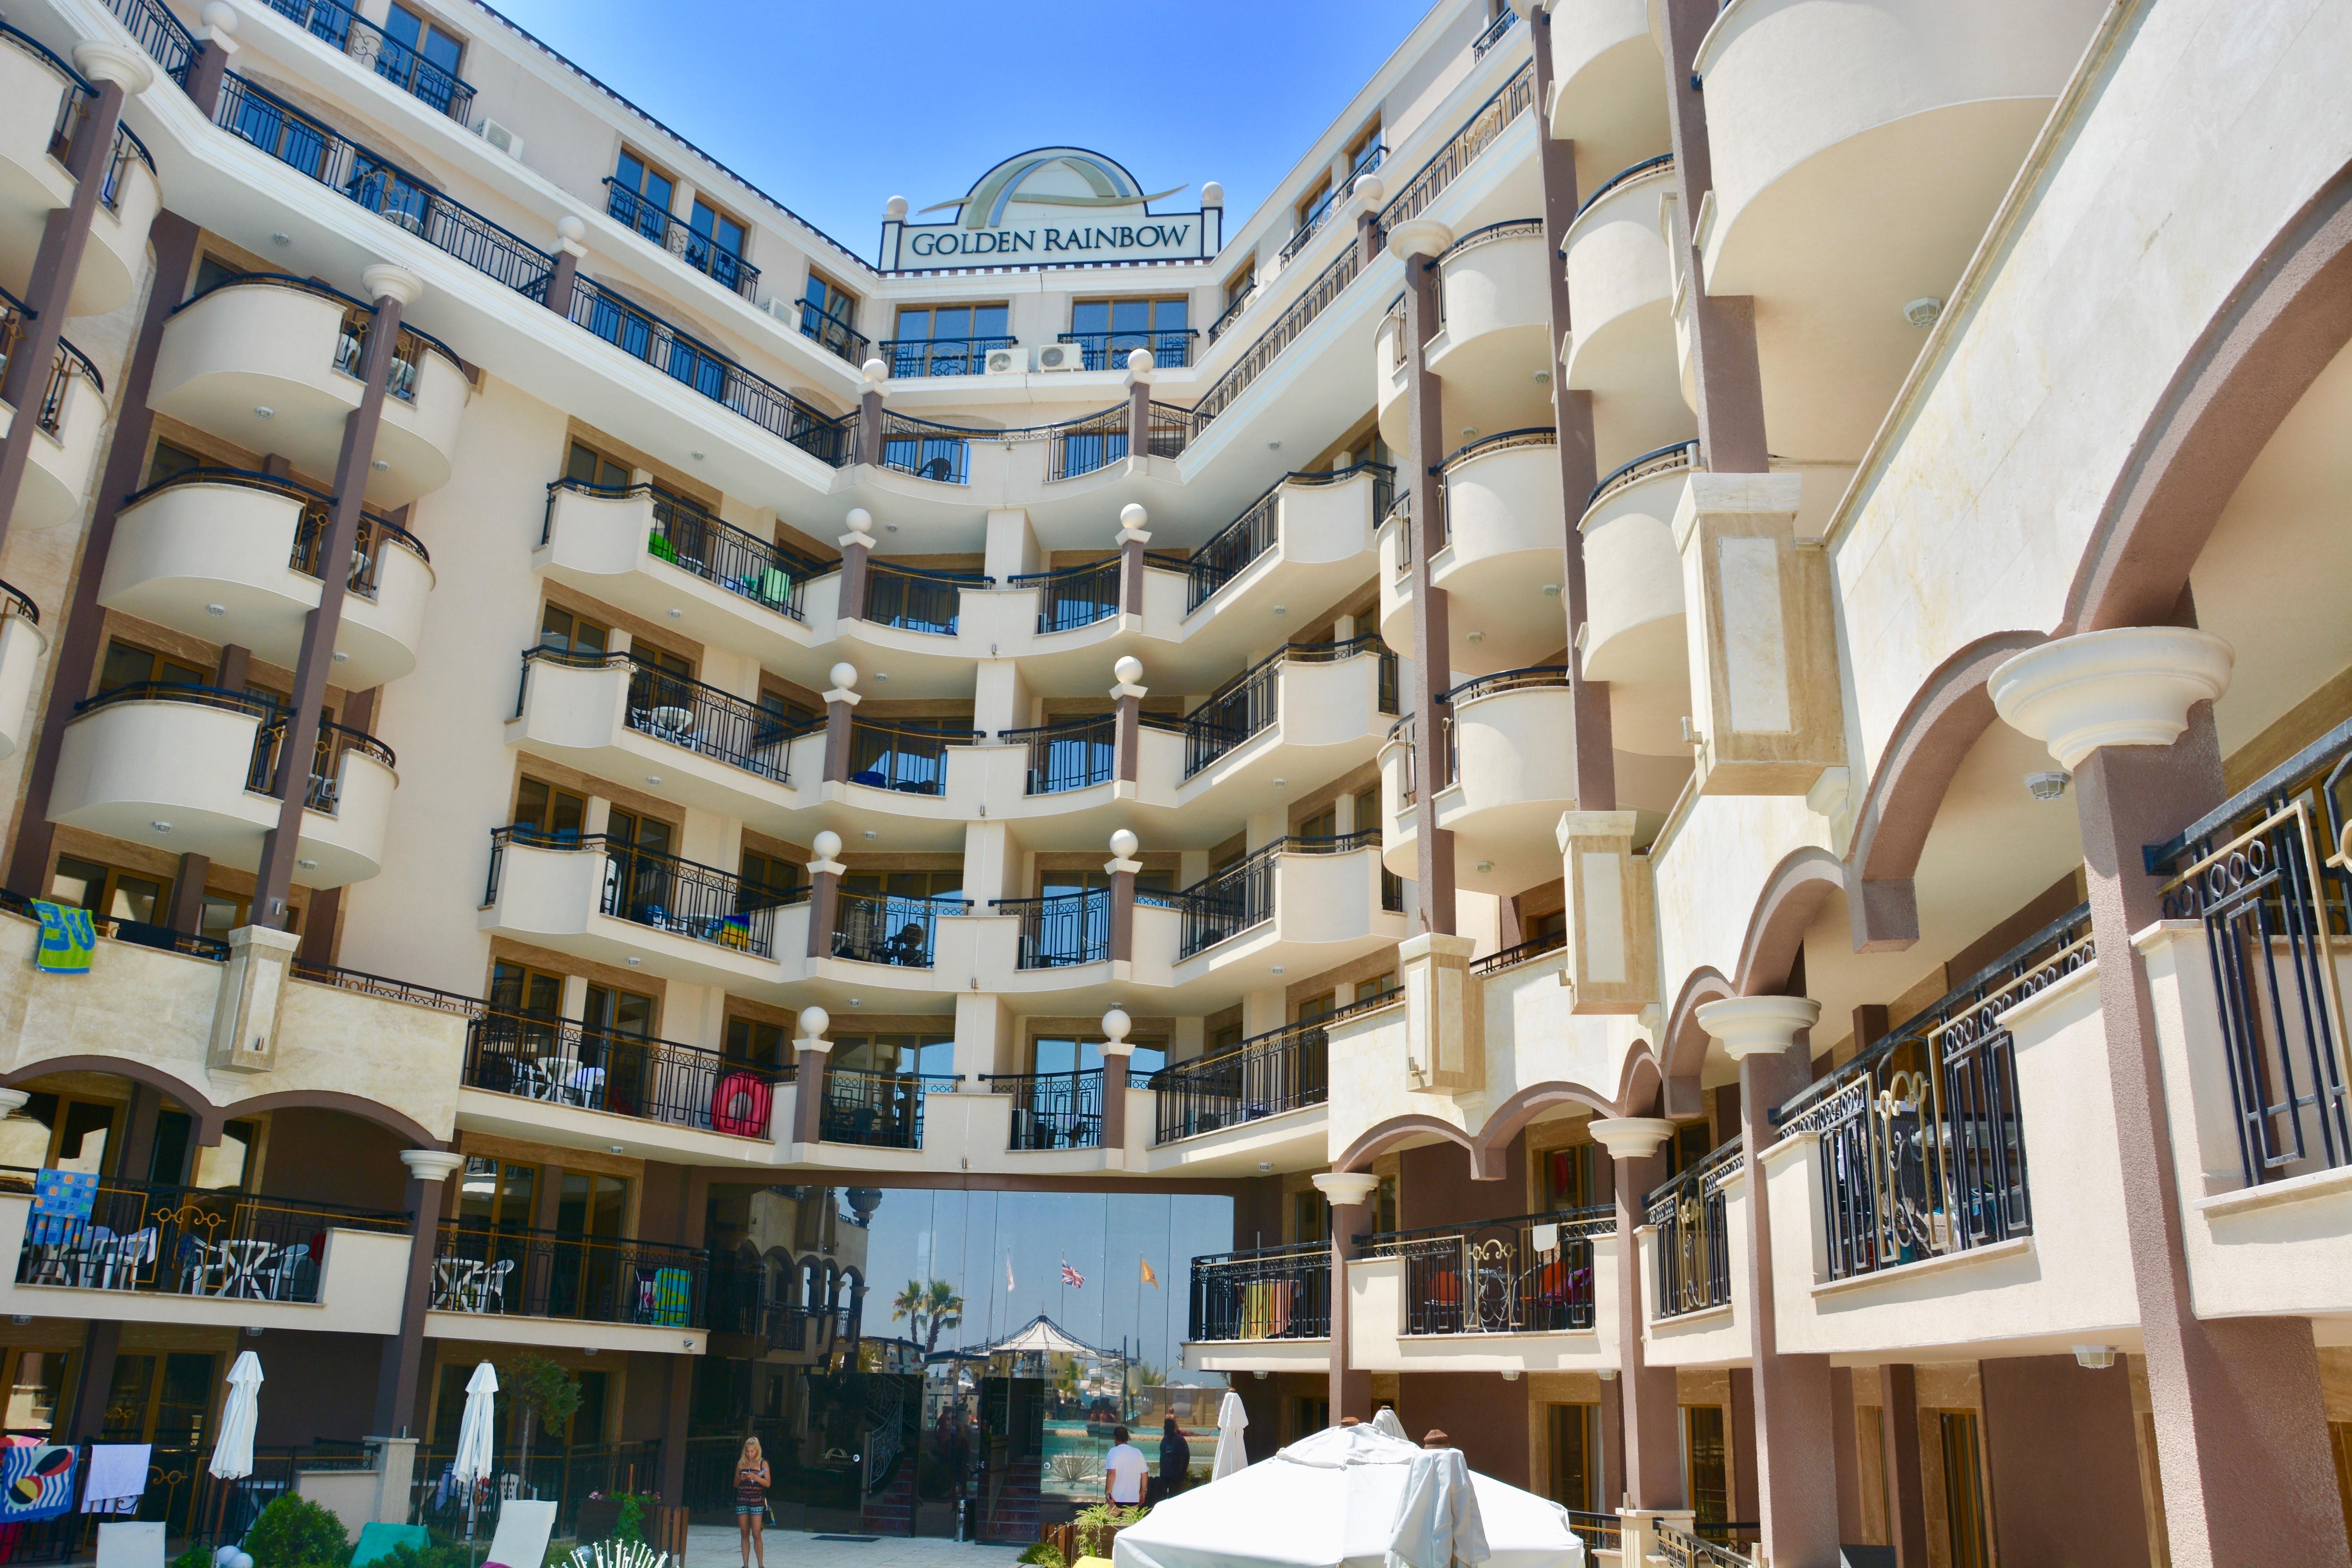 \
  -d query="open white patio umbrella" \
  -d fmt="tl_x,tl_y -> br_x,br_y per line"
1210,1390 -> 1250,1482
1116,1423 -> 1584,1568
